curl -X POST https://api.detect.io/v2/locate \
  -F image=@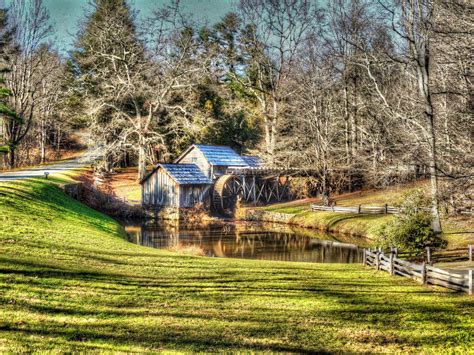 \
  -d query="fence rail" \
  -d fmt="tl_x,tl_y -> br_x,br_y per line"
311,203 -> 474,217
395,245 -> 474,263
364,248 -> 473,295
311,203 -> 400,214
